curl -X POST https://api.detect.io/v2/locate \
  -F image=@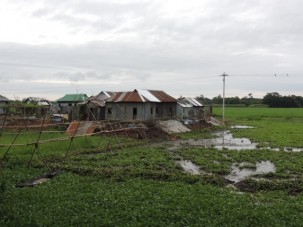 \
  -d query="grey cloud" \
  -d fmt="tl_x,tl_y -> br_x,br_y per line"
31,8 -> 54,18
24,0 -> 303,54
29,0 -> 152,33
0,36 -> 299,82
1,0 -> 303,99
